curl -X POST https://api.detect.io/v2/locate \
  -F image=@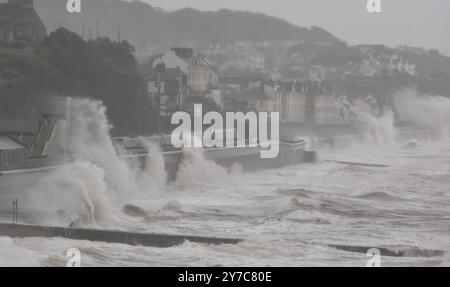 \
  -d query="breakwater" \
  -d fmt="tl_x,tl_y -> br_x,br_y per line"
0,223 -> 242,248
